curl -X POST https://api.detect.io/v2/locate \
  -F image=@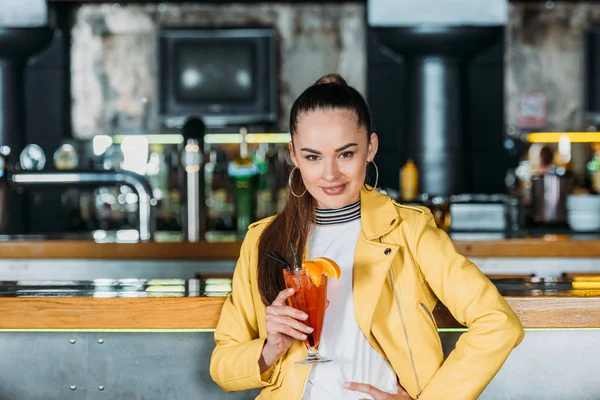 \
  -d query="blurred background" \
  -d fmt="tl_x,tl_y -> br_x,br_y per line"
2,0 -> 600,242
